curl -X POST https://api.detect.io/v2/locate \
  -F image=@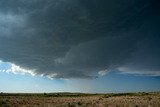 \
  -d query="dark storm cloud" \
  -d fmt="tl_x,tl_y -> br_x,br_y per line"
0,0 -> 160,78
